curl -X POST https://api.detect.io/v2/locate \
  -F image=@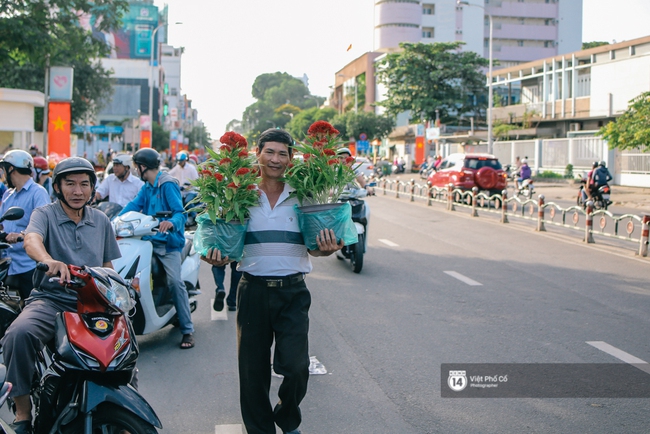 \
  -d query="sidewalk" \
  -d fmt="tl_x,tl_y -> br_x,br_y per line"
533,180 -> 650,213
